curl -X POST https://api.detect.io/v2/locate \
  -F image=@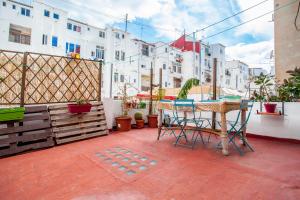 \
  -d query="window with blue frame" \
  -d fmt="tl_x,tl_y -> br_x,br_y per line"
73,25 -> 77,31
21,7 -> 30,16
65,42 -> 80,54
53,13 -> 59,20
52,36 -> 58,47
67,23 -> 72,30
12,4 -> 16,9
44,10 -> 50,17
2,2 -> 6,7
